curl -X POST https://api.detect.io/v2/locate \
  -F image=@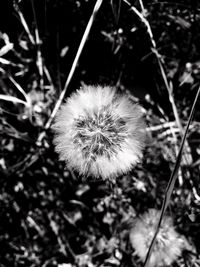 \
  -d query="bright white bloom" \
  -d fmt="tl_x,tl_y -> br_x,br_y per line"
130,209 -> 189,267
52,85 -> 145,179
